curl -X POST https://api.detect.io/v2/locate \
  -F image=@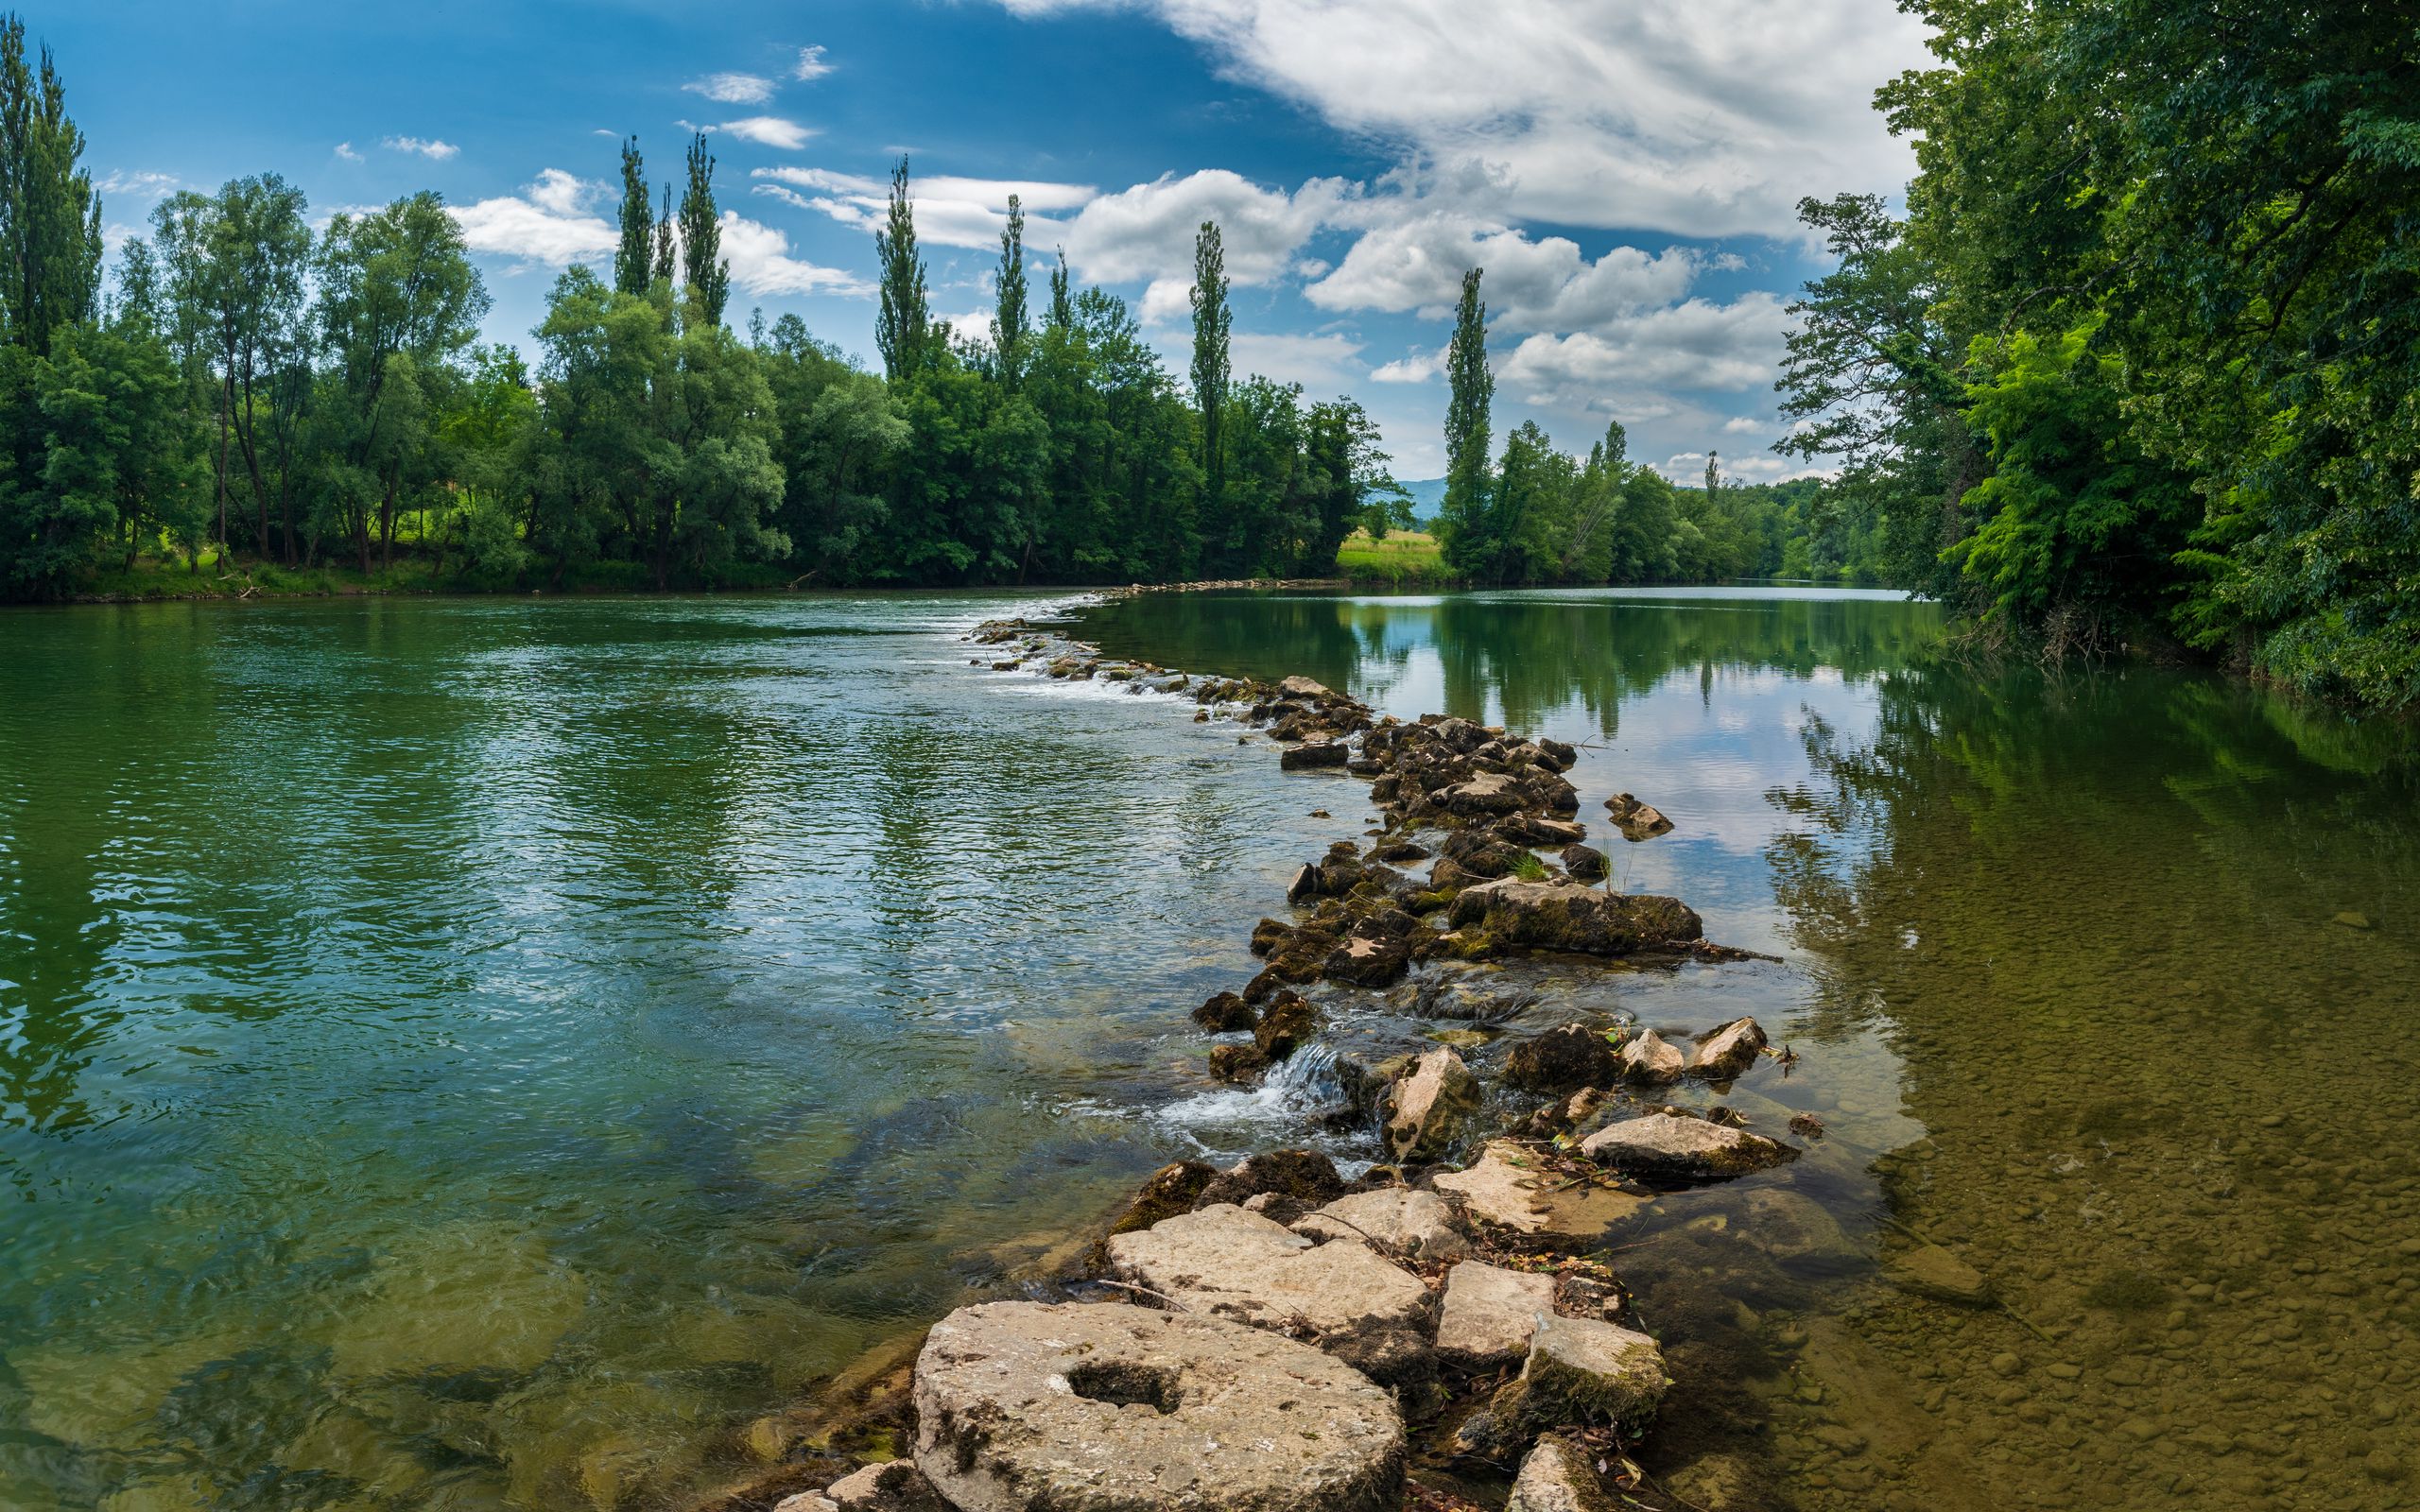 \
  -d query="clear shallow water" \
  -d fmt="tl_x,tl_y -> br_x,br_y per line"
4,587 -> 2416,1512
1084,587 -> 2420,1512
